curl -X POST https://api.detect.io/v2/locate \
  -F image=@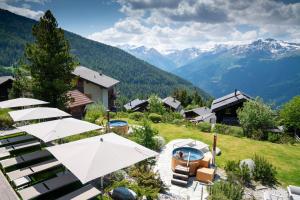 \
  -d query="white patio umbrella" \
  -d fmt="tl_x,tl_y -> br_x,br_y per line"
9,107 -> 71,122
46,133 -> 158,184
17,118 -> 102,143
0,98 -> 48,109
